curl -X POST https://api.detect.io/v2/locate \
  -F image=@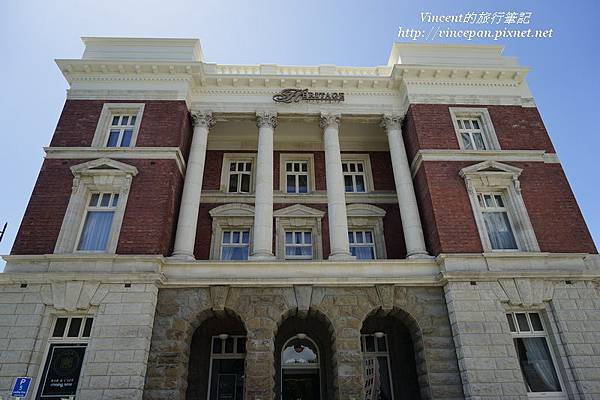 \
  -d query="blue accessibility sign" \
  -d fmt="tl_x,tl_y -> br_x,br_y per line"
11,377 -> 32,397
